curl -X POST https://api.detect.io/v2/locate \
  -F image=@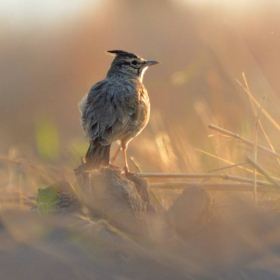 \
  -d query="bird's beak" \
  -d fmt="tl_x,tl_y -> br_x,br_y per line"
145,60 -> 159,66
